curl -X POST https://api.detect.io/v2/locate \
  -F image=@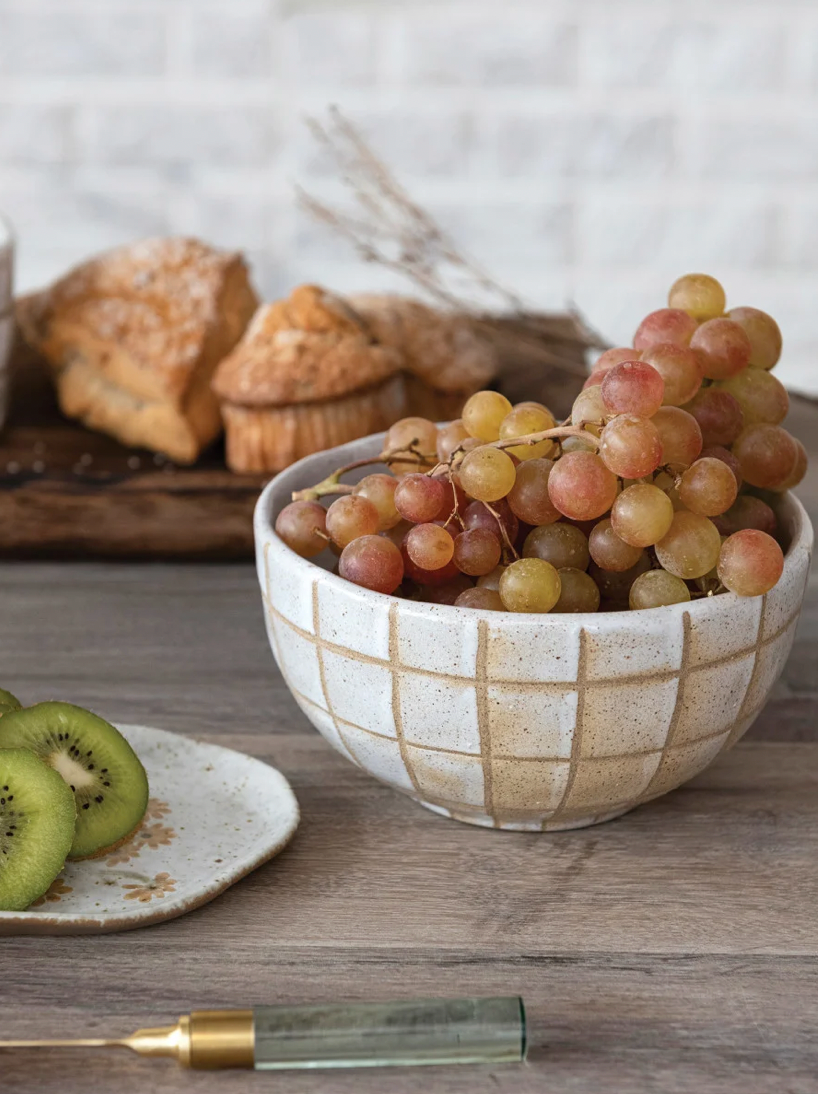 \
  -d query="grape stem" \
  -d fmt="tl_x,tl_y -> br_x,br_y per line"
484,501 -> 519,561
291,444 -> 436,501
